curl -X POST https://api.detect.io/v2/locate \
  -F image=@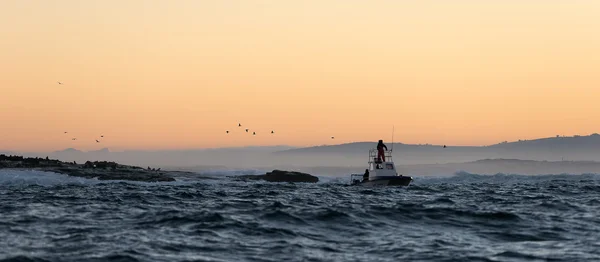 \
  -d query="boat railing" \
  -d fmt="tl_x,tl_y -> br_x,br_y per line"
368,148 -> 393,163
